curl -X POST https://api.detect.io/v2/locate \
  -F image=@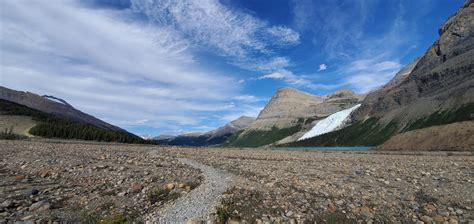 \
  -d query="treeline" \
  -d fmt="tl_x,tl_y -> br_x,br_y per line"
0,99 -> 153,144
